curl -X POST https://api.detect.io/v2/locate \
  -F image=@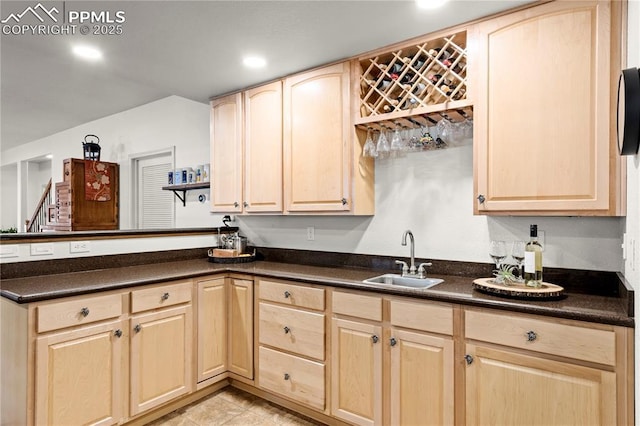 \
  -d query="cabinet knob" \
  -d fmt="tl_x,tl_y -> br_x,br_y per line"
234,202 -> 239,208
390,337 -> 397,347
464,354 -> 474,365
284,291 -> 291,299
243,201 -> 249,208
284,373 -> 290,381
80,307 -> 90,317
341,198 -> 348,205
161,292 -> 170,301
134,324 -> 142,333
371,335 -> 379,344
114,329 -> 123,338
284,326 -> 291,334
477,194 -> 485,204
526,330 -> 537,342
